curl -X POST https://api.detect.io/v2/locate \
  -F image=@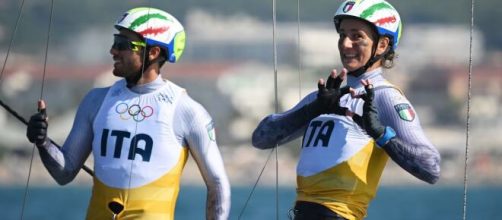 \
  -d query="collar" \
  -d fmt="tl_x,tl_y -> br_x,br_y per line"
127,75 -> 165,94
346,67 -> 384,88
